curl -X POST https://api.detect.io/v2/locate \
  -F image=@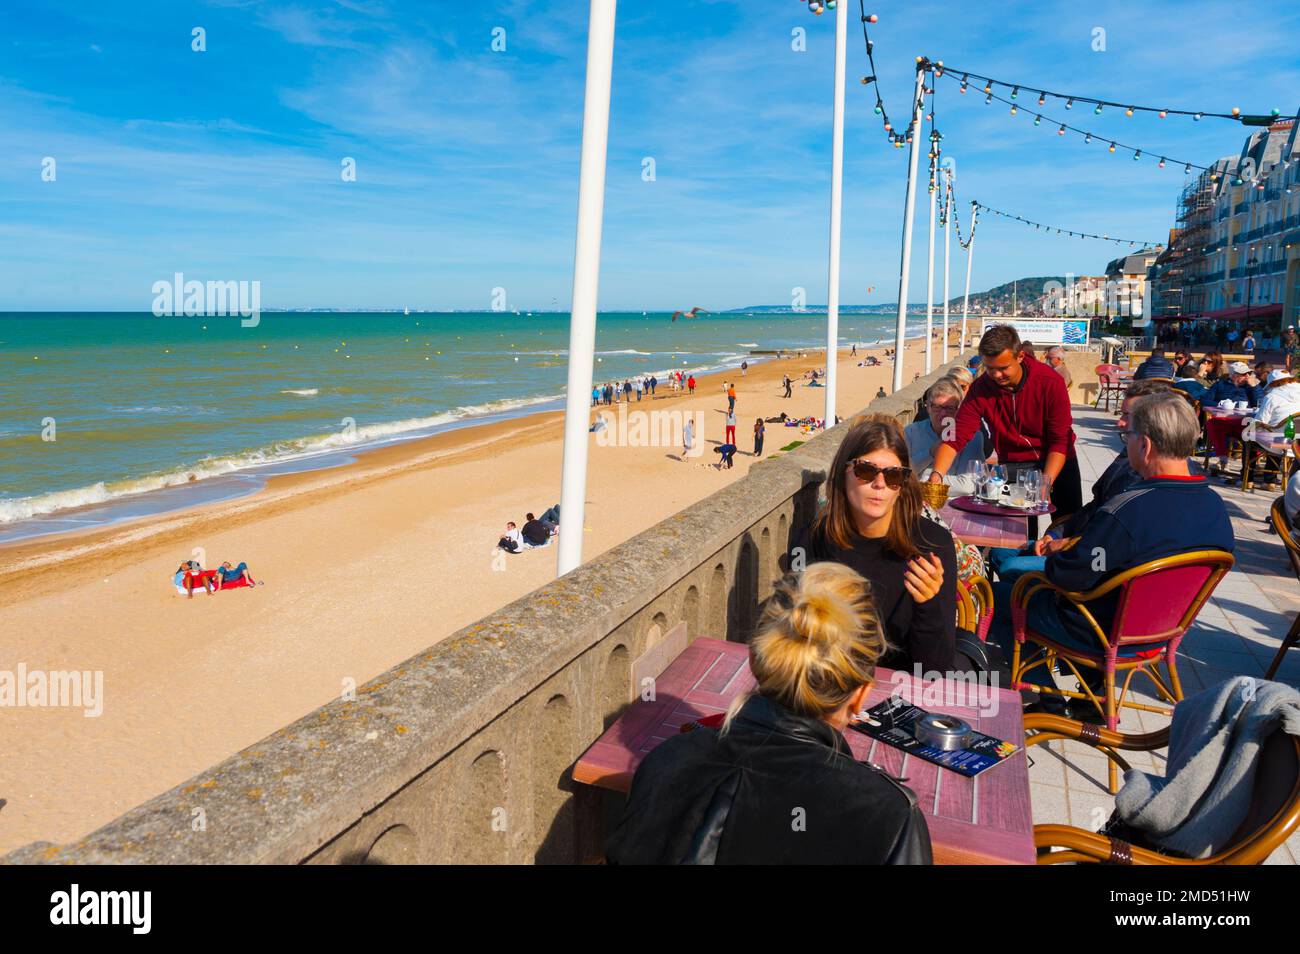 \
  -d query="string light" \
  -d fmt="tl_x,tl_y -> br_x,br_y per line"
931,65 -> 1257,123
854,5 -> 918,147
973,202 -> 1157,247
957,85 -> 1215,175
